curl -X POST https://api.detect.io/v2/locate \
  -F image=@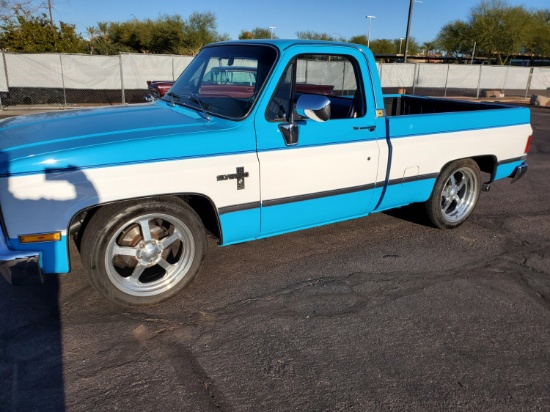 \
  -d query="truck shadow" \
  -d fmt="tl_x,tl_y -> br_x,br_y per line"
0,149 -> 100,411
383,203 -> 433,227
0,277 -> 65,410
